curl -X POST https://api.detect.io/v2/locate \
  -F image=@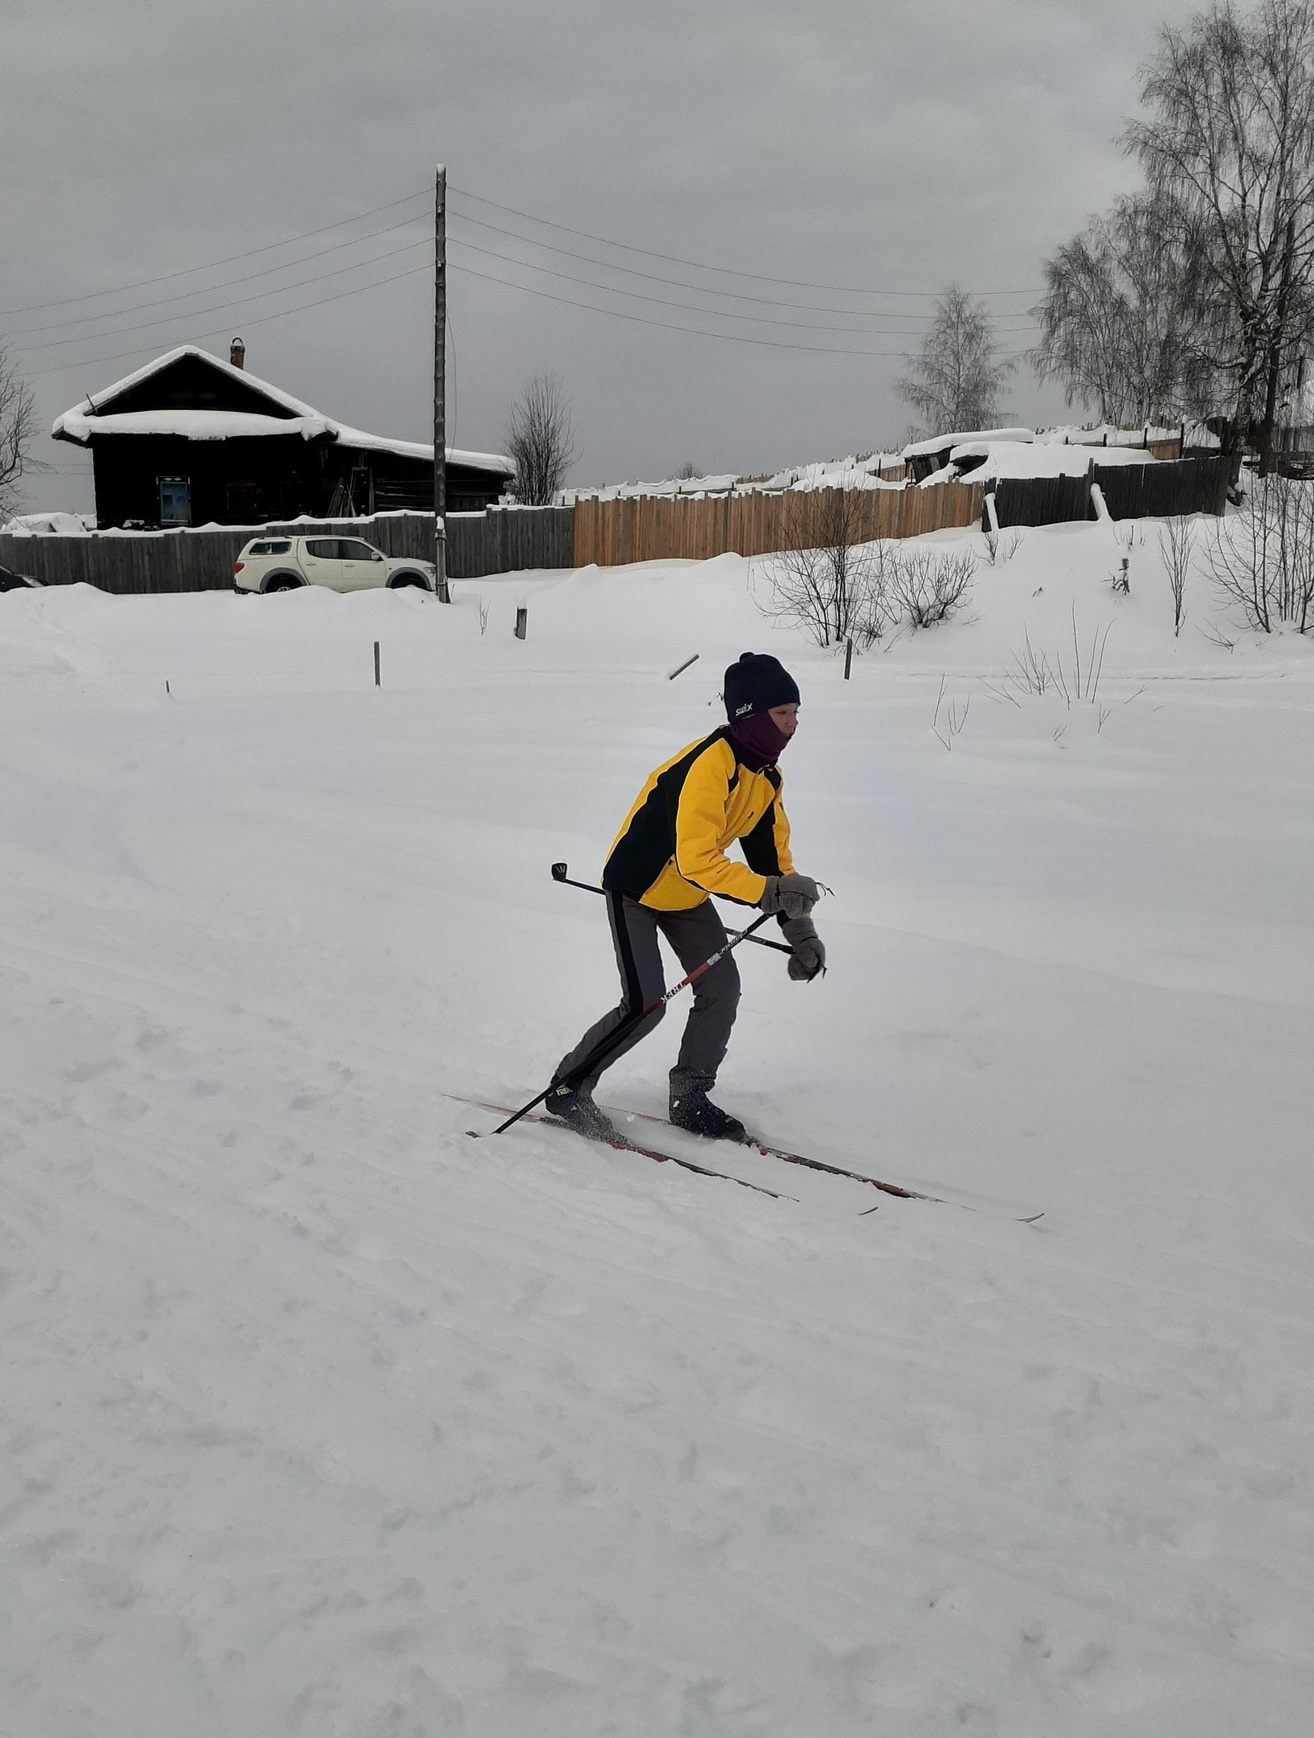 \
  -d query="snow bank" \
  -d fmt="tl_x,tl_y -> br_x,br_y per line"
1,510 -> 95,535
2,522 -> 1311,1736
